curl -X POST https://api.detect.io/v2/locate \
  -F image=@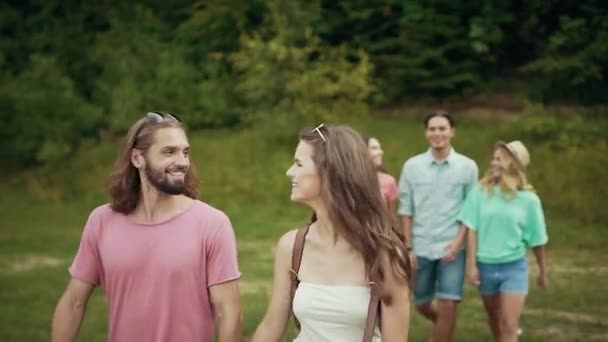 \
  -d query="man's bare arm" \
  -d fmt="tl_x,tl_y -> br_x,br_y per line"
51,278 -> 95,342
400,215 -> 417,270
209,279 -> 242,342
400,215 -> 413,247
